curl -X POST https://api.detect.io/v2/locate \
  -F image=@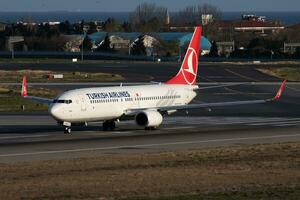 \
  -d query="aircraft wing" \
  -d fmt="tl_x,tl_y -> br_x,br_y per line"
23,95 -> 53,104
125,80 -> 286,115
196,82 -> 246,90
21,76 -> 53,105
